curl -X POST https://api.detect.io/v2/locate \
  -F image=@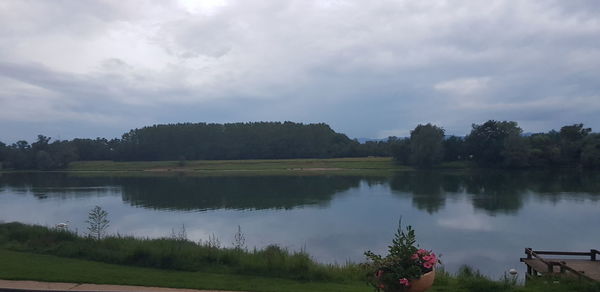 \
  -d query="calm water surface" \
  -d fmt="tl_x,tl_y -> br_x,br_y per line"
1,170 -> 599,279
